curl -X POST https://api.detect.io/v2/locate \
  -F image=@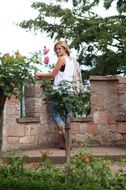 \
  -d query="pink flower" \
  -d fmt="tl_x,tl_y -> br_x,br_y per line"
43,46 -> 50,55
44,56 -> 49,64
